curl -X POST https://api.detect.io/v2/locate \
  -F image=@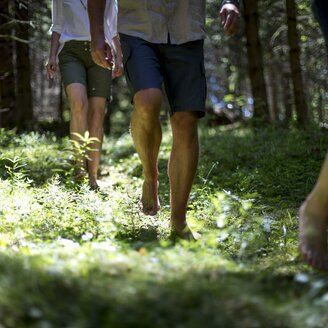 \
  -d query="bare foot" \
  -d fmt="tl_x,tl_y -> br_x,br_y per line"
170,220 -> 200,241
299,201 -> 328,271
140,179 -> 160,216
89,176 -> 100,191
